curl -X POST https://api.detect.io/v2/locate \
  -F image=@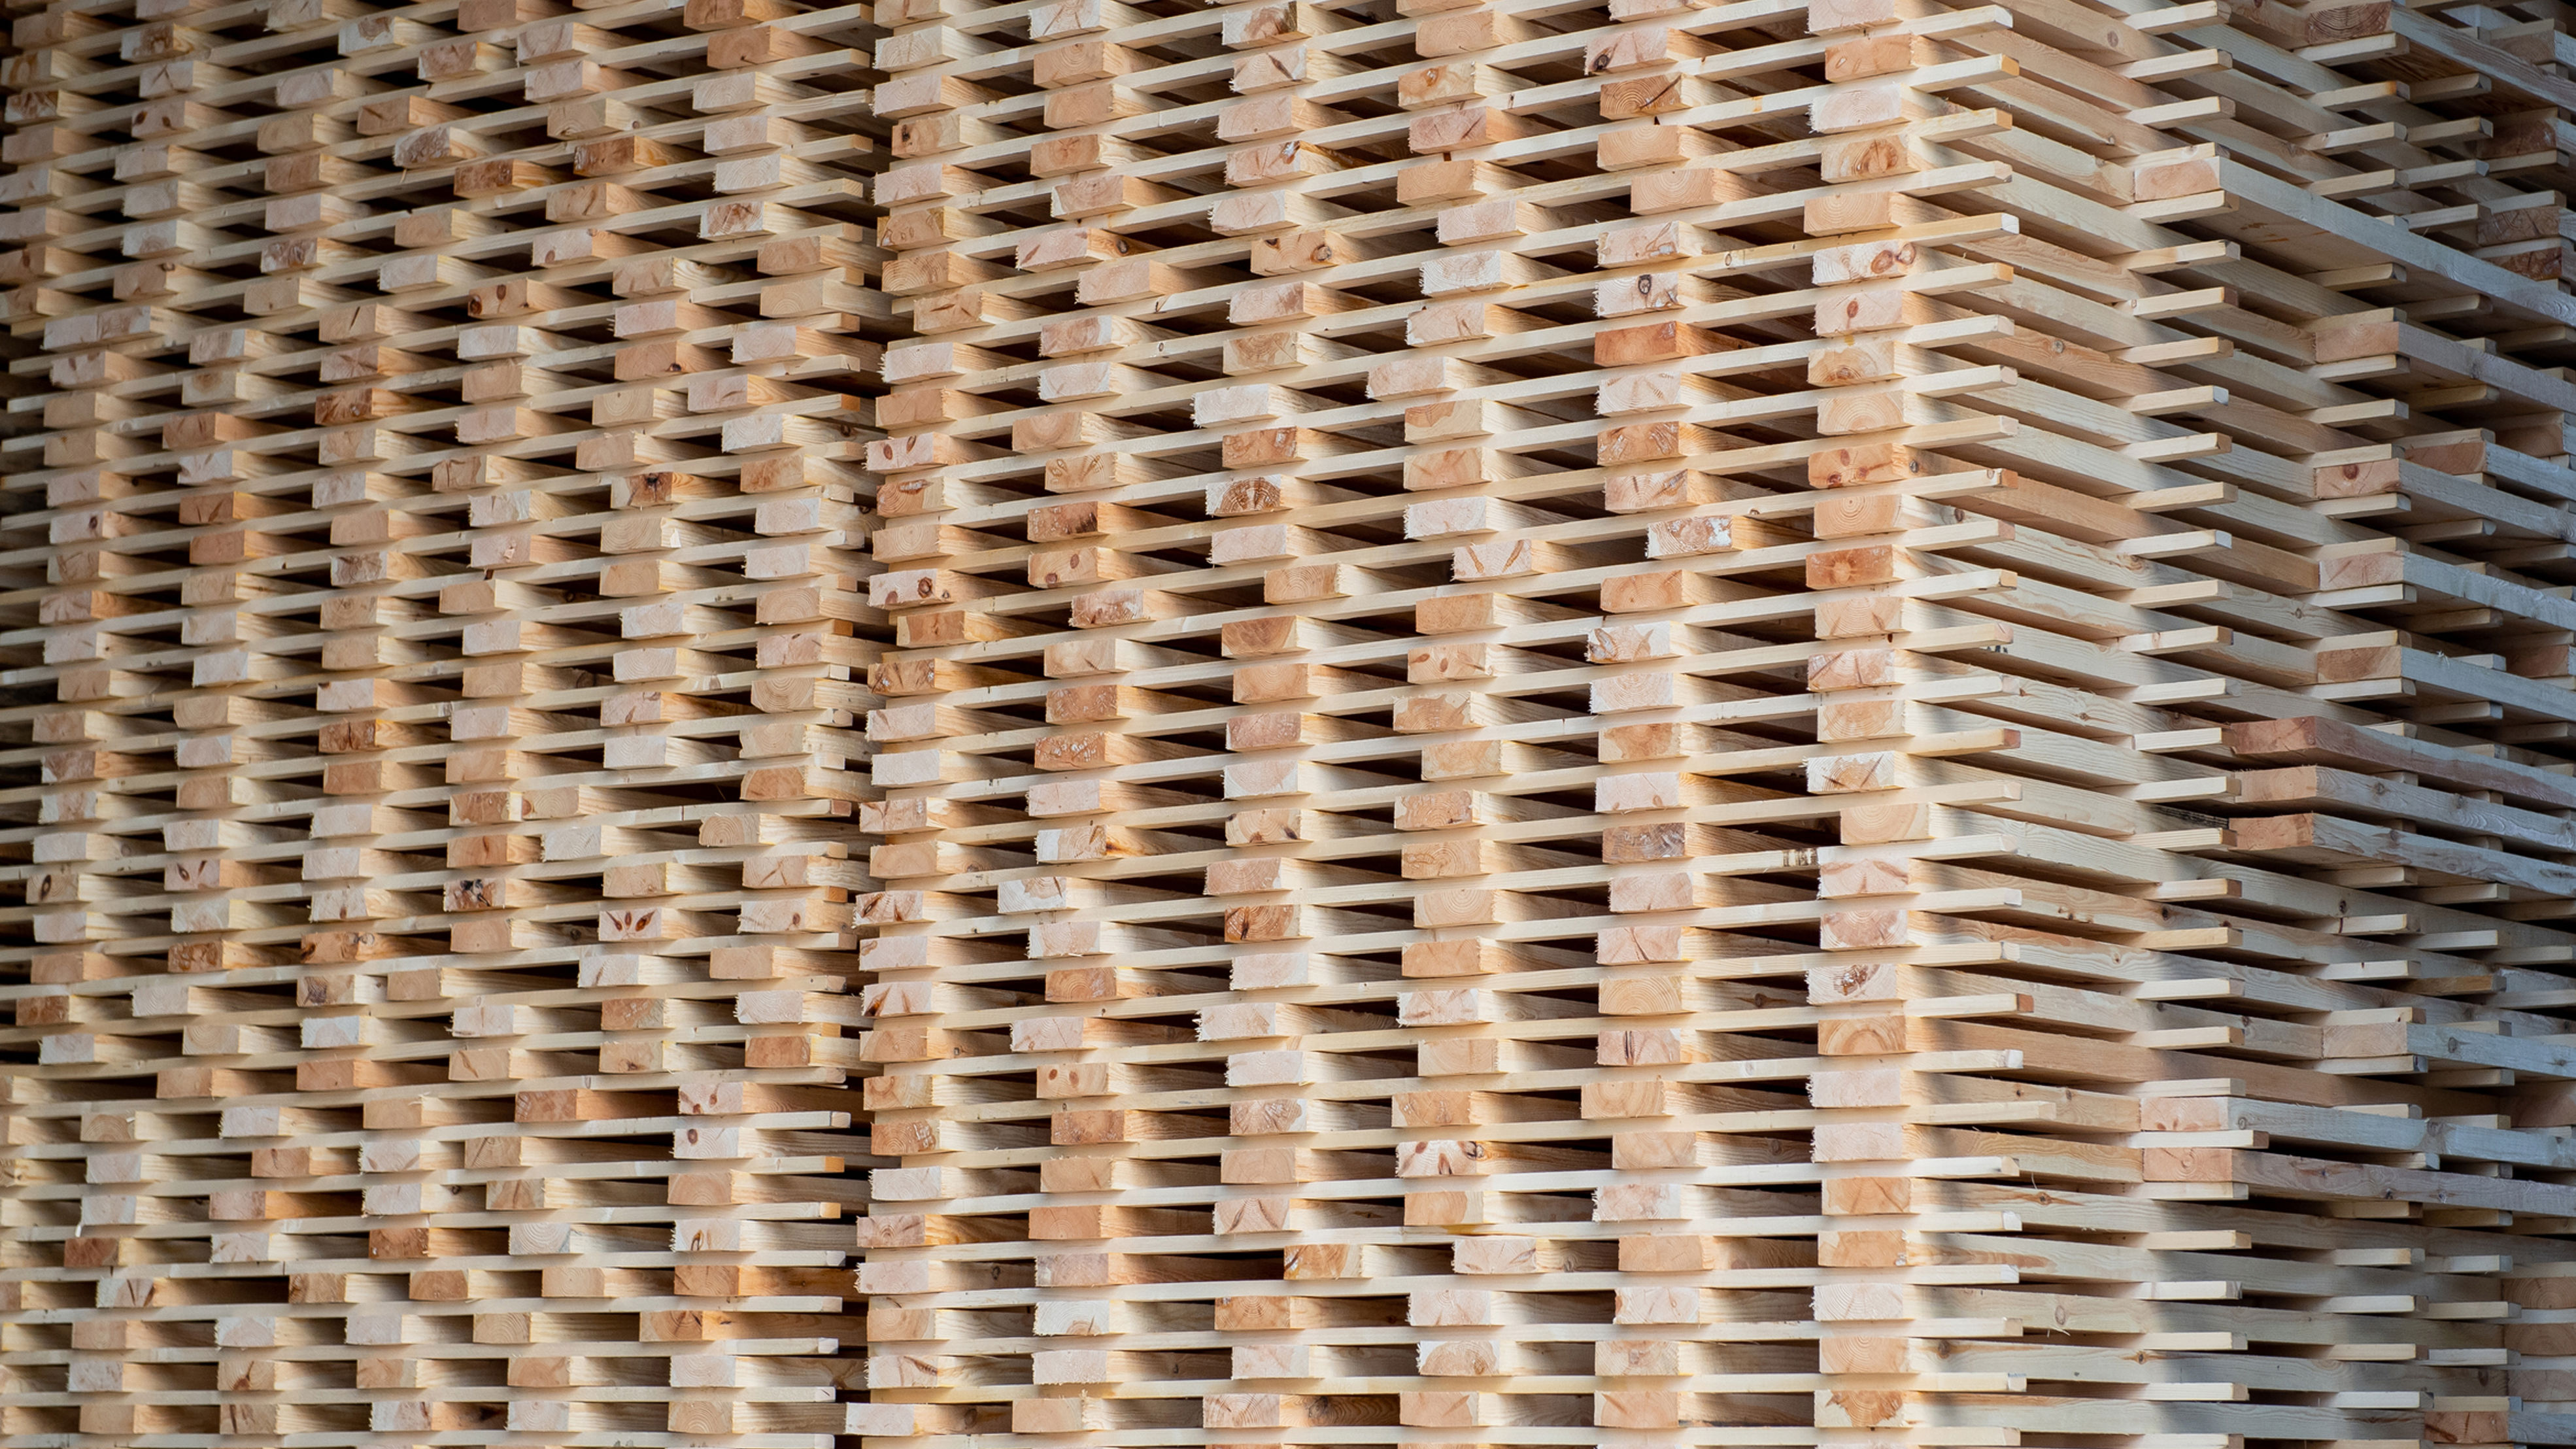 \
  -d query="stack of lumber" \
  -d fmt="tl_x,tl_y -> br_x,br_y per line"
849,0 -> 2576,1444
23,0 -> 2576,1440
0,0 -> 889,1444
